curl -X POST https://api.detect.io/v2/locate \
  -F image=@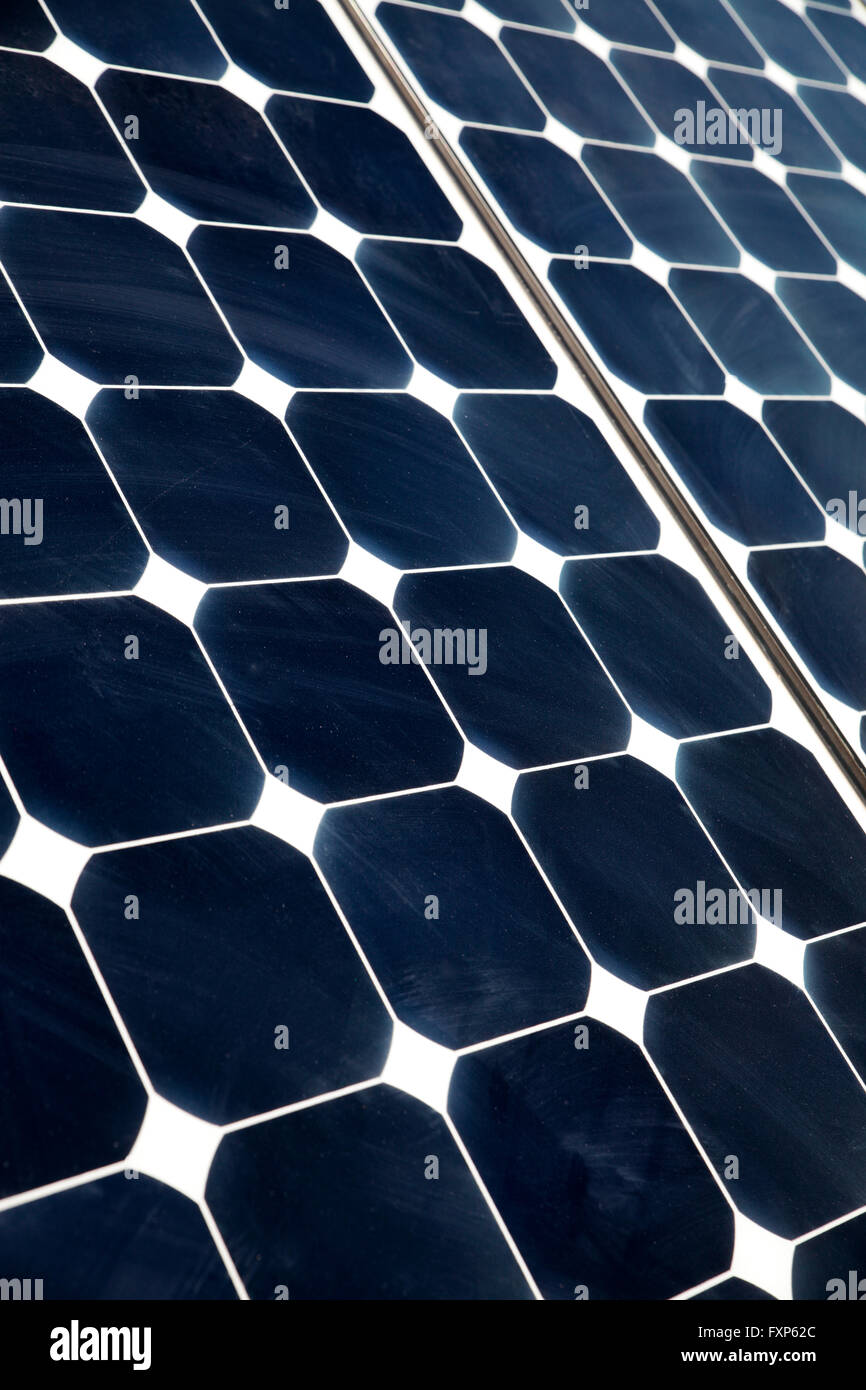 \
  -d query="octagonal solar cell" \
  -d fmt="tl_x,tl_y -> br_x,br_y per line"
196,579 -> 463,802
316,786 -> 590,1047
0,209 -> 242,385
88,389 -> 348,584
0,596 -> 264,845
449,1019 -> 734,1299
188,227 -> 412,388
0,52 -> 143,210
394,565 -> 631,767
357,240 -> 557,389
207,1086 -> 532,1299
96,71 -> 316,228
73,826 -> 392,1124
